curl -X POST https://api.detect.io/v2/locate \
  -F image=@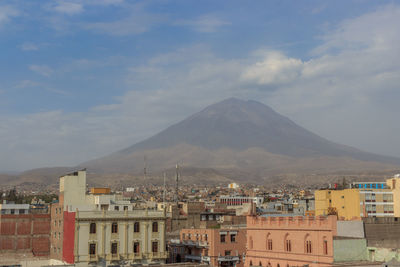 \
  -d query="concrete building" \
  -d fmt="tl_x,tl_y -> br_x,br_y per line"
50,170 -> 168,267
169,227 -> 246,267
315,176 -> 400,219
0,203 -> 50,256
219,196 -> 263,207
245,215 -> 373,267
